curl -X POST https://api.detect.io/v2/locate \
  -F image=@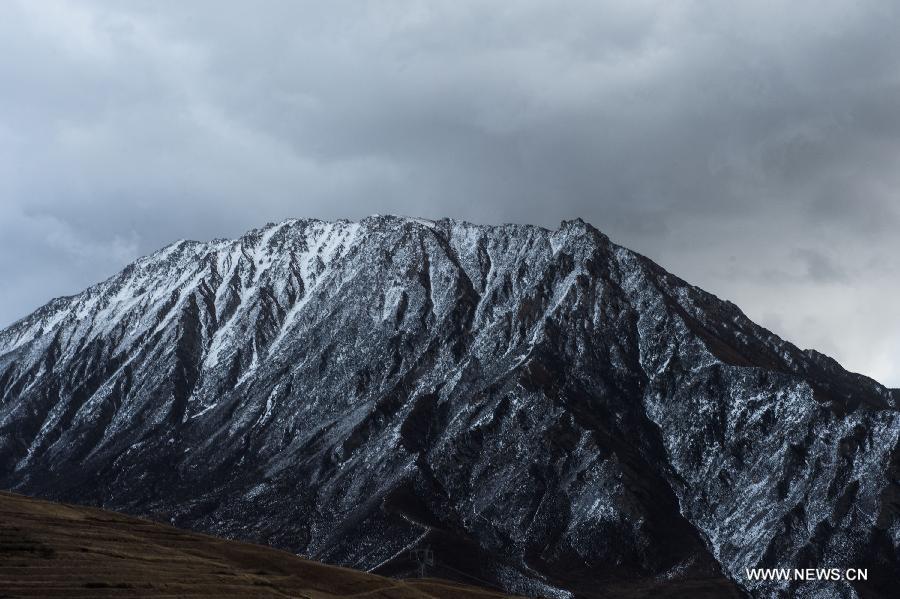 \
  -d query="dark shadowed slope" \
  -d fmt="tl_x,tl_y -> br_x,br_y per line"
0,490 -> 520,598
0,216 -> 897,598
